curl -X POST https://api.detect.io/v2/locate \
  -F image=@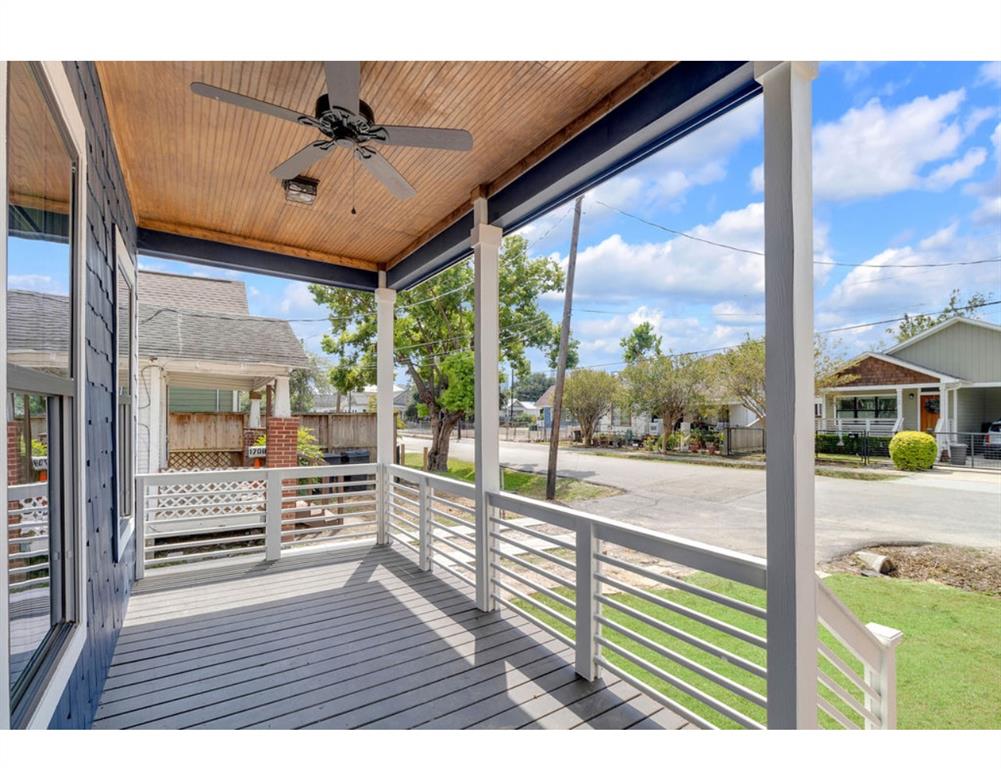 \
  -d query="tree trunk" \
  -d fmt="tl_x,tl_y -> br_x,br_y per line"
427,411 -> 460,471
